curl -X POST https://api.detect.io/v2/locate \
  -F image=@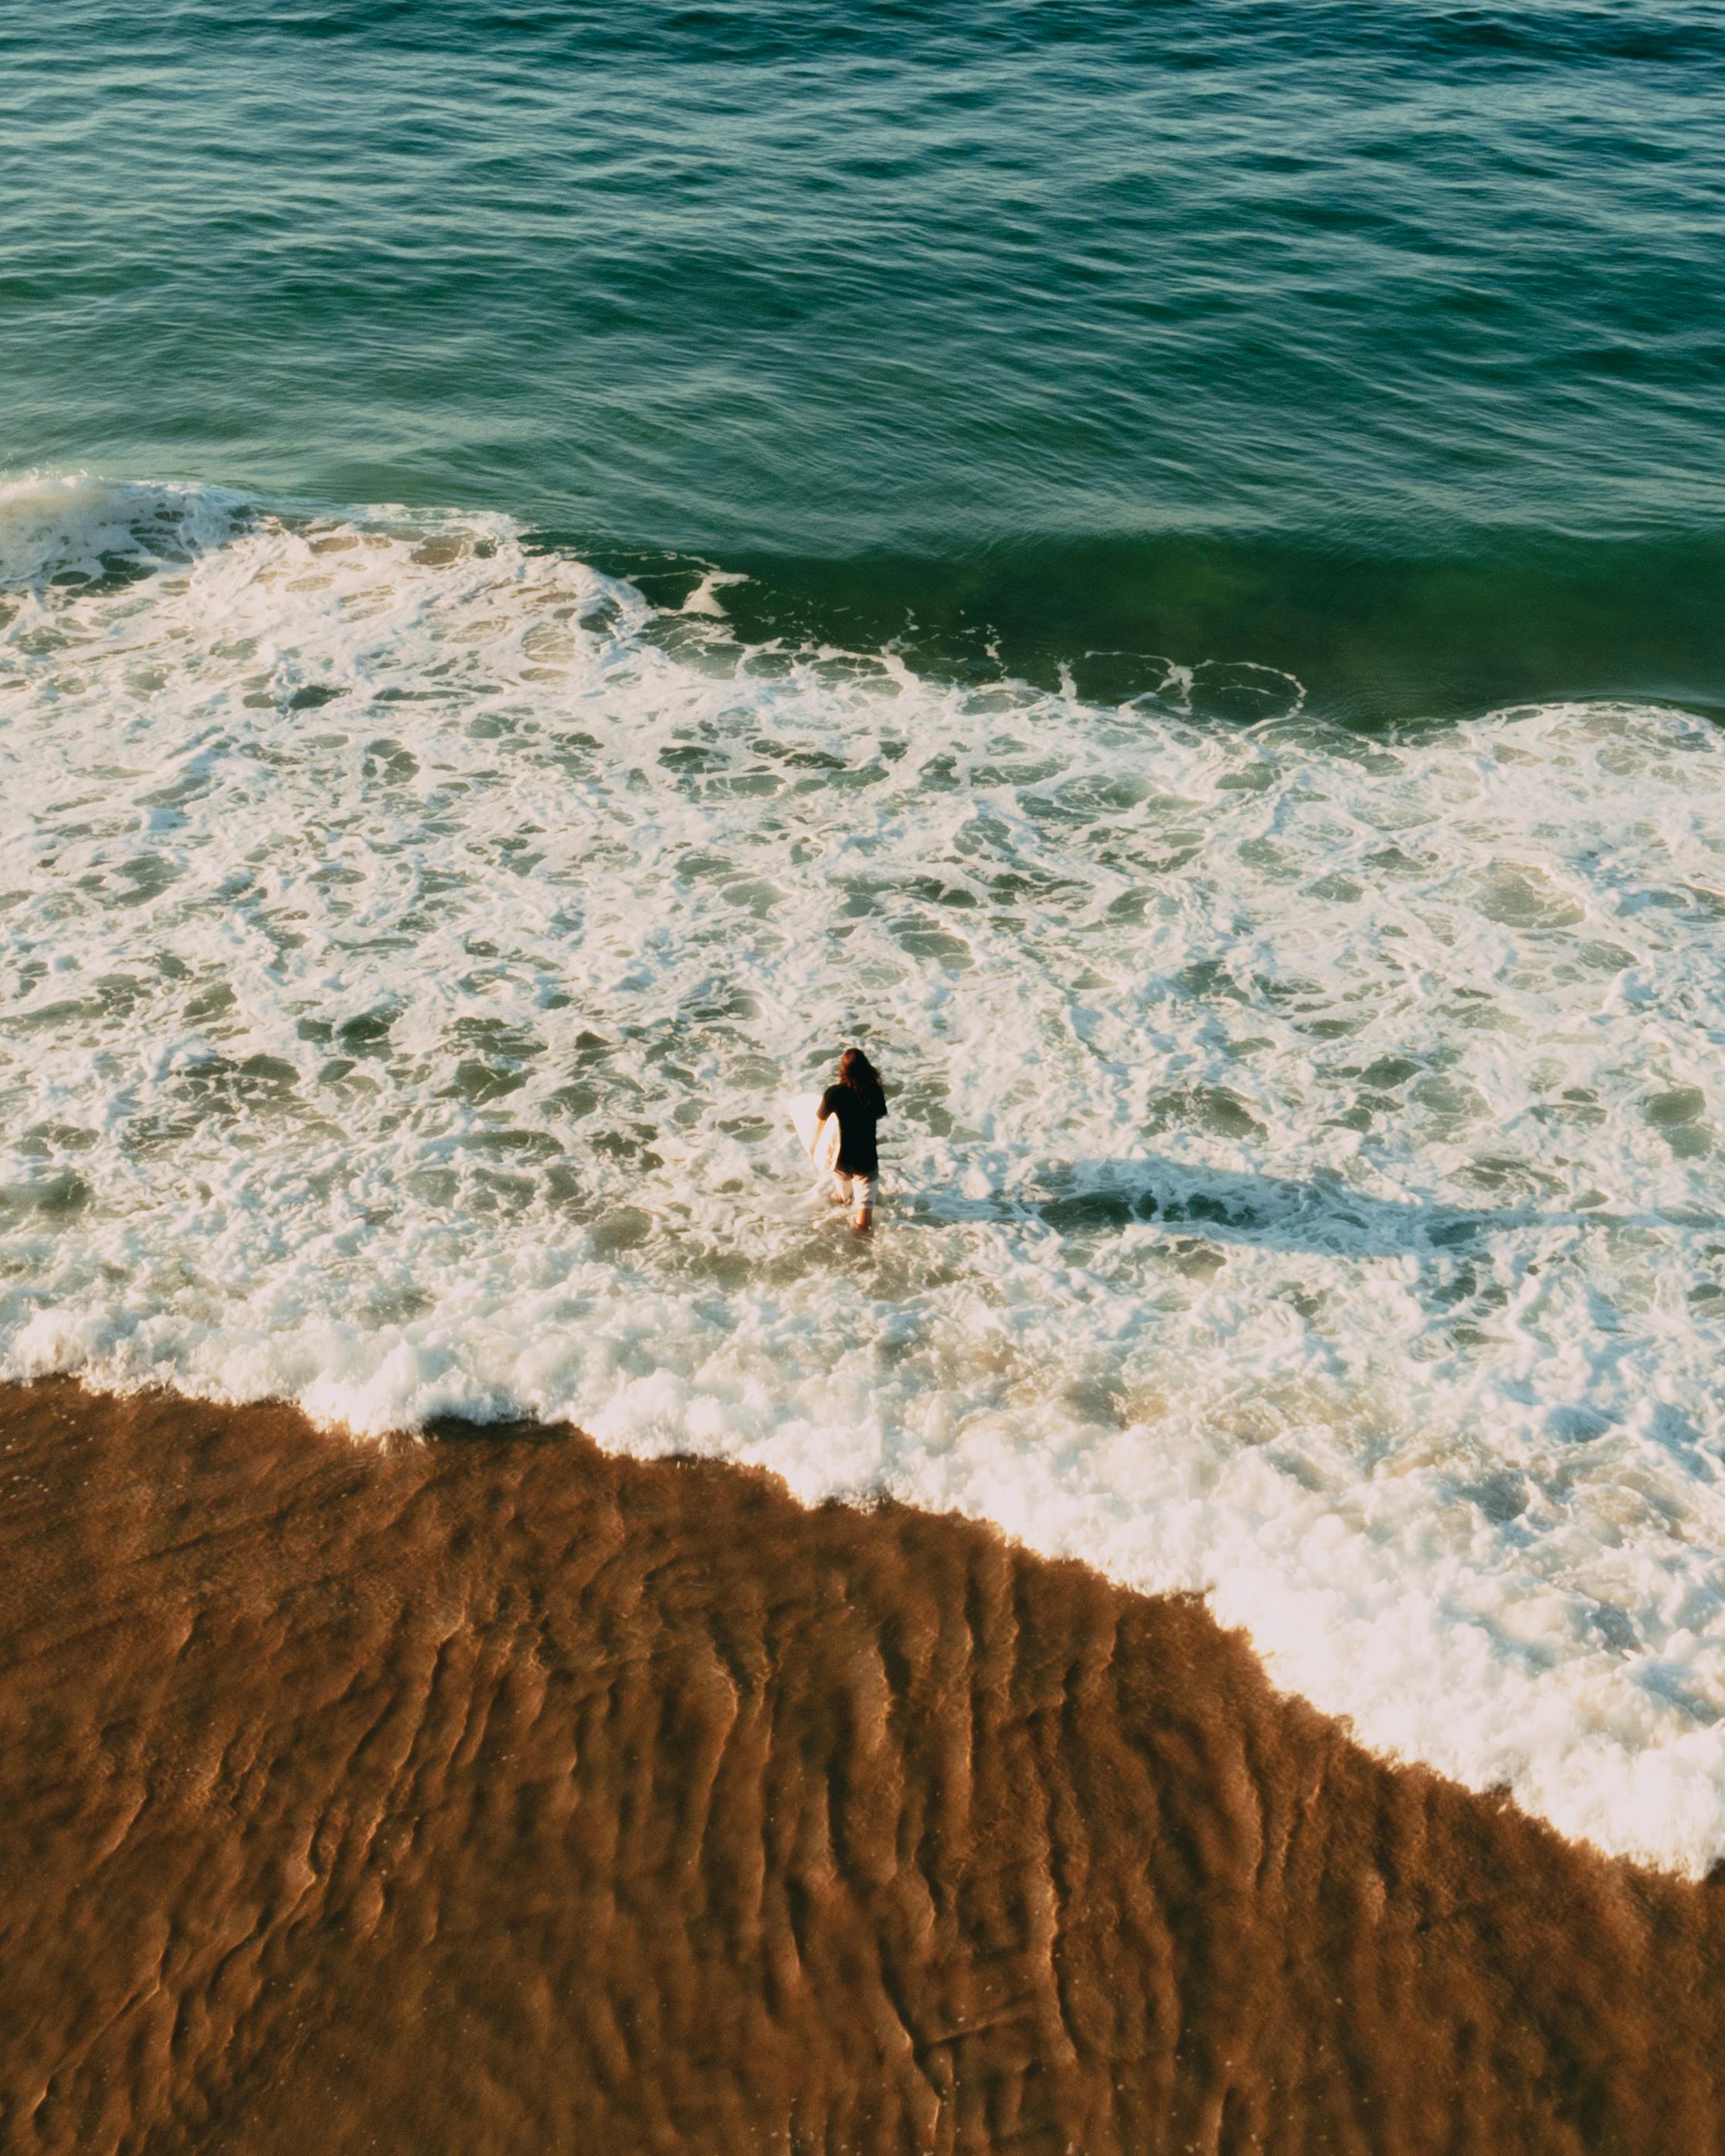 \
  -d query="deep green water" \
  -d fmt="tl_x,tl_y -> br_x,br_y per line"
3,0 -> 1723,713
